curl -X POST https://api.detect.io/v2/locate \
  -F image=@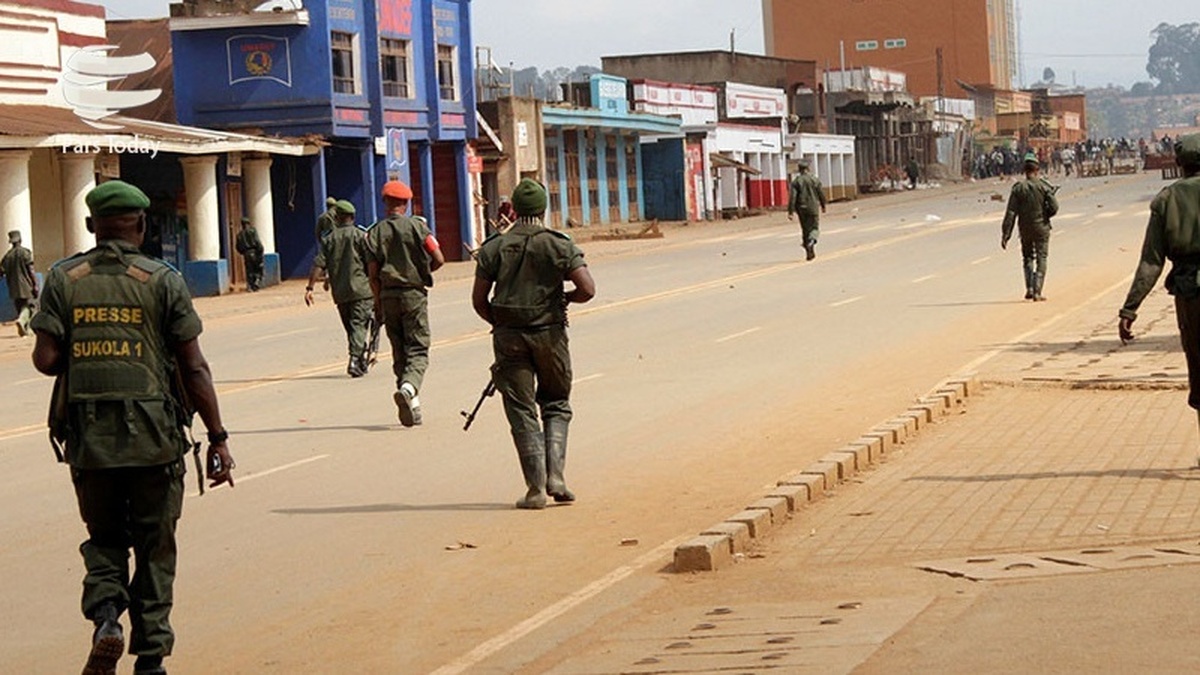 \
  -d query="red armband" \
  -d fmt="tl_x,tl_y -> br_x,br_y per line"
423,234 -> 440,254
